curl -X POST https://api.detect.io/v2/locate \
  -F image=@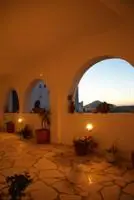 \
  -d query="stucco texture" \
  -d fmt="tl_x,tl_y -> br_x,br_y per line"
0,1 -> 134,154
